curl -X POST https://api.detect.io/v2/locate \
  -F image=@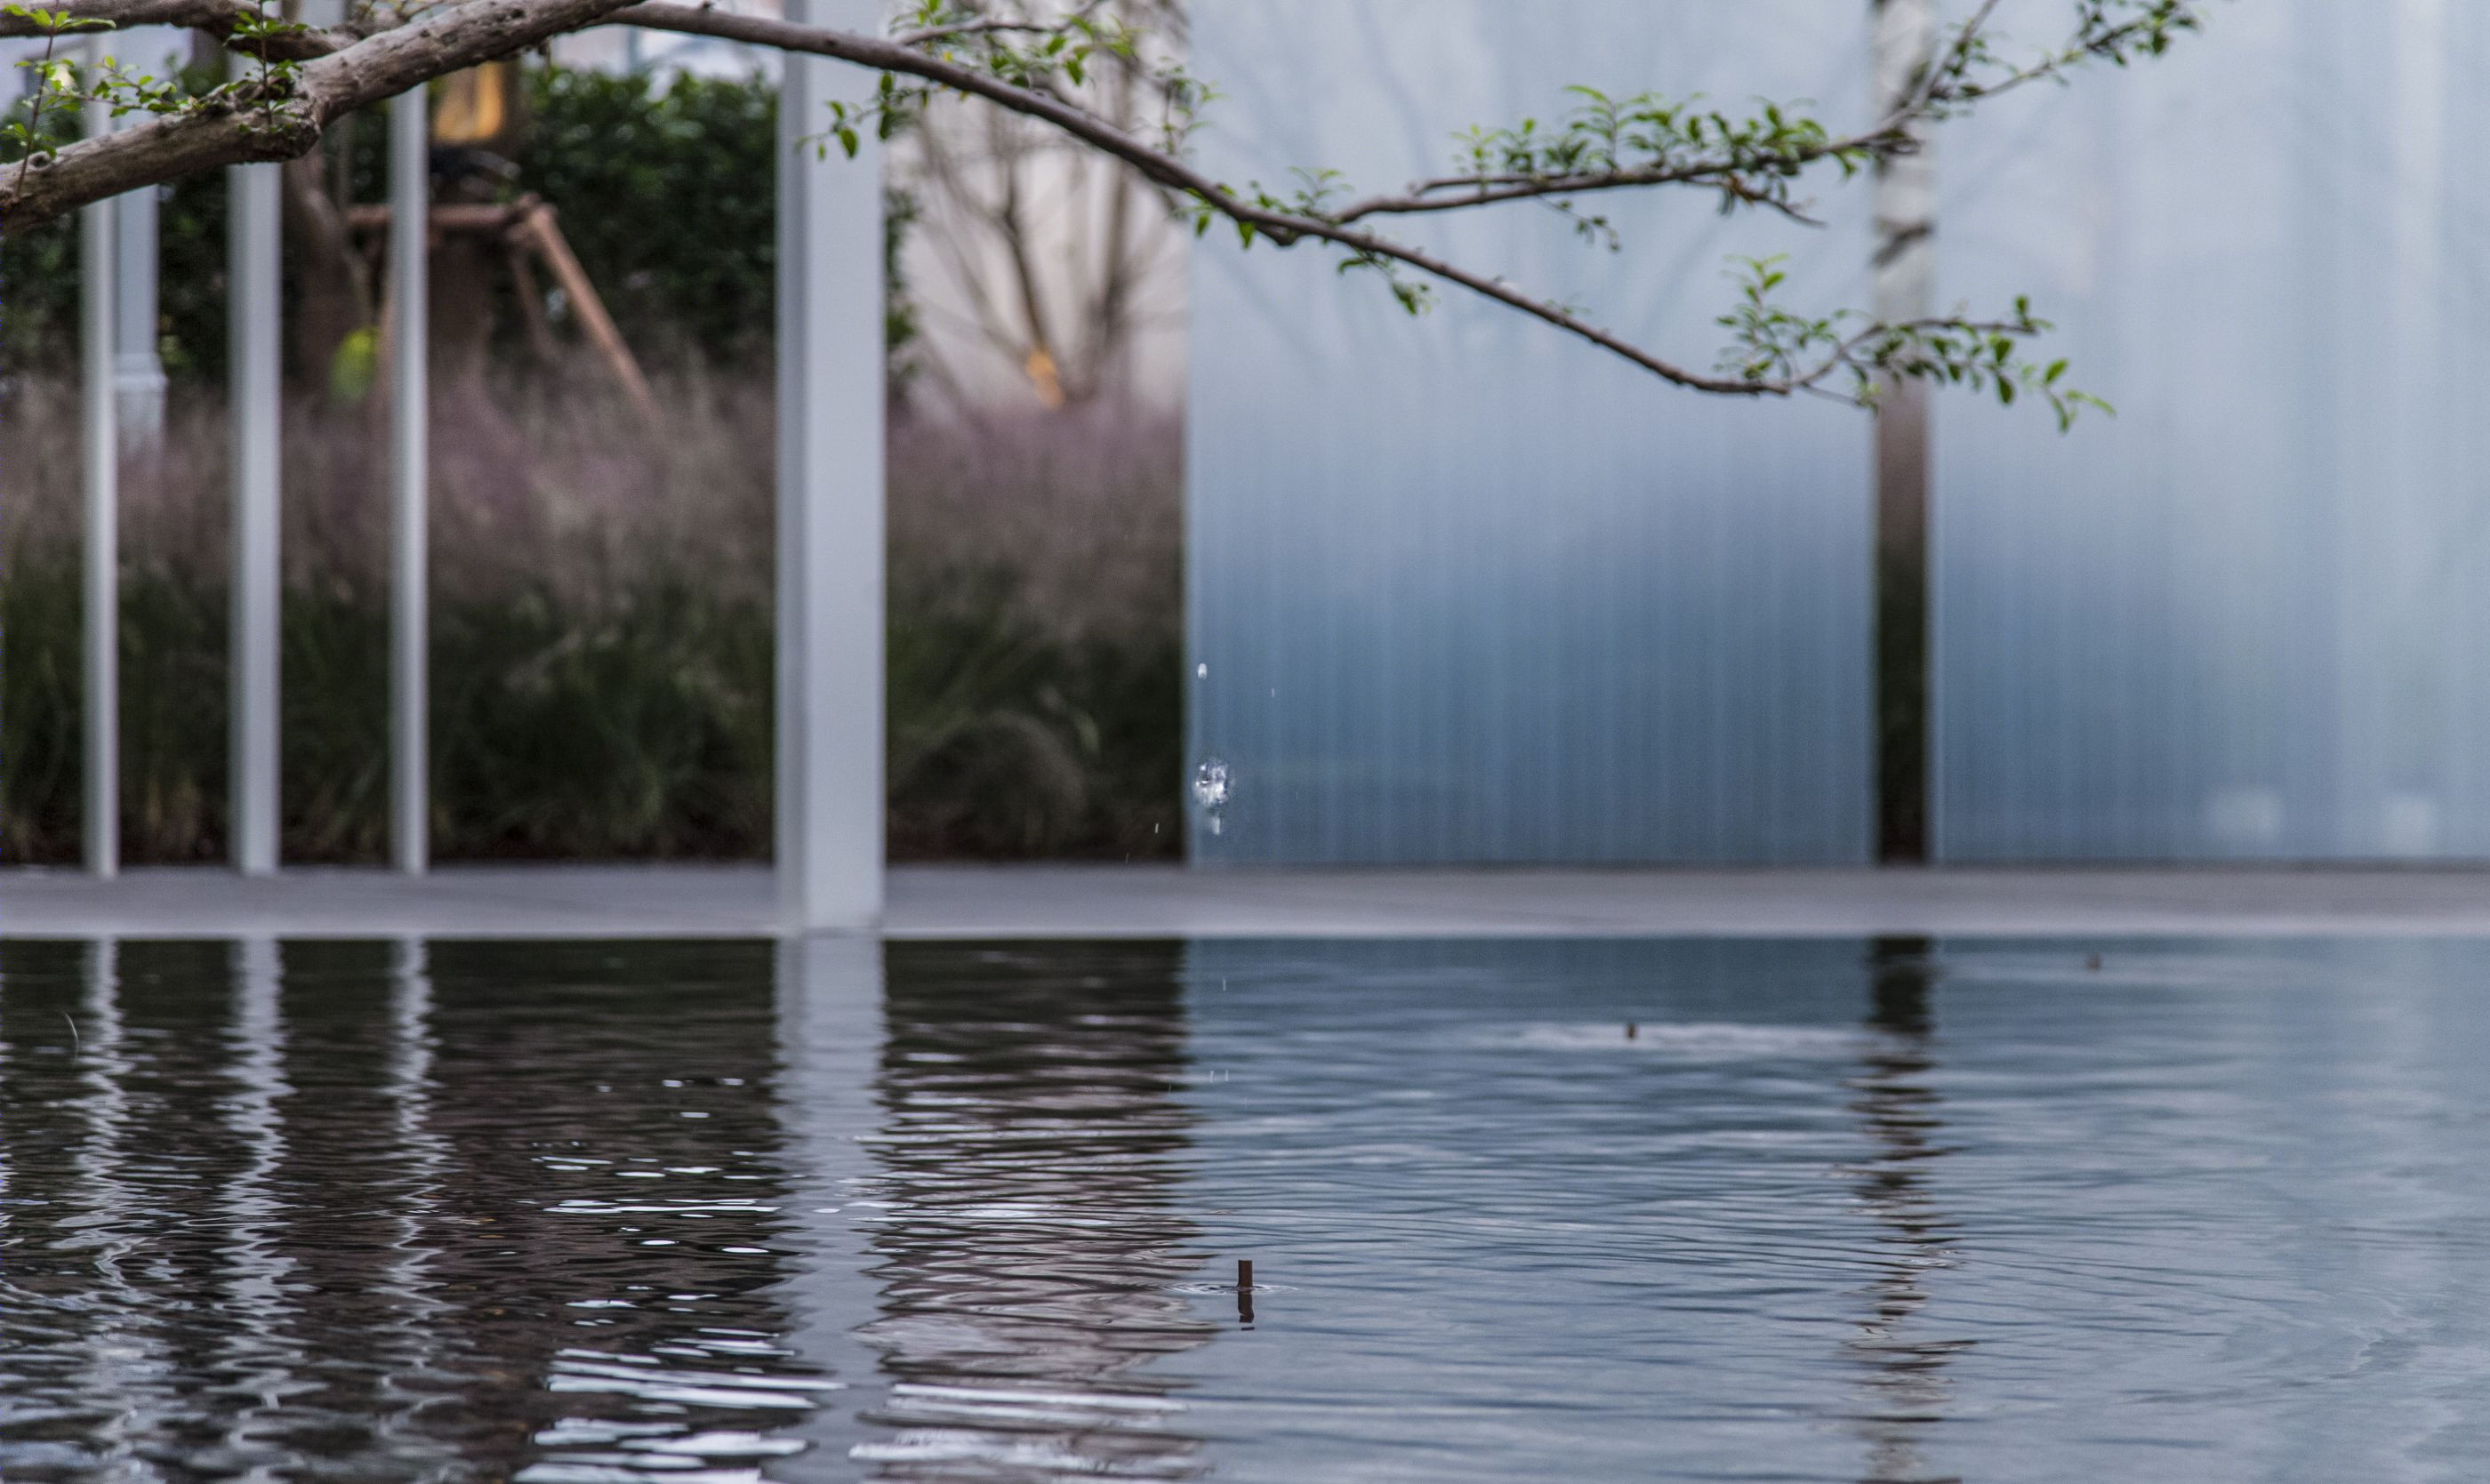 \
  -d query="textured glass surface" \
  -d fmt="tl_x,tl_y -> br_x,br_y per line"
1185,2 -> 1875,864
1932,0 -> 2490,859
